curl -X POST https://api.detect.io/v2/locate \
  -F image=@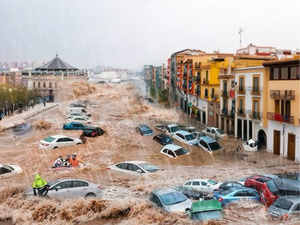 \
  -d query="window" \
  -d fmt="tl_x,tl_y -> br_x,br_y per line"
273,68 -> 279,79
205,89 -> 208,97
116,163 -> 128,170
201,182 -> 207,186
253,76 -> 259,93
239,99 -> 243,113
43,82 -> 46,88
291,67 -> 298,79
128,164 -> 140,171
55,82 -> 57,88
281,67 -> 288,79
239,77 -> 244,92
64,138 -> 73,142
33,82 -> 35,88
168,150 -> 176,157
49,82 -> 52,88
185,181 -> 192,185
38,82 -> 40,88
200,140 -> 208,149
55,181 -> 72,189
73,181 -> 88,187
192,181 -> 200,186
211,88 -> 215,97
